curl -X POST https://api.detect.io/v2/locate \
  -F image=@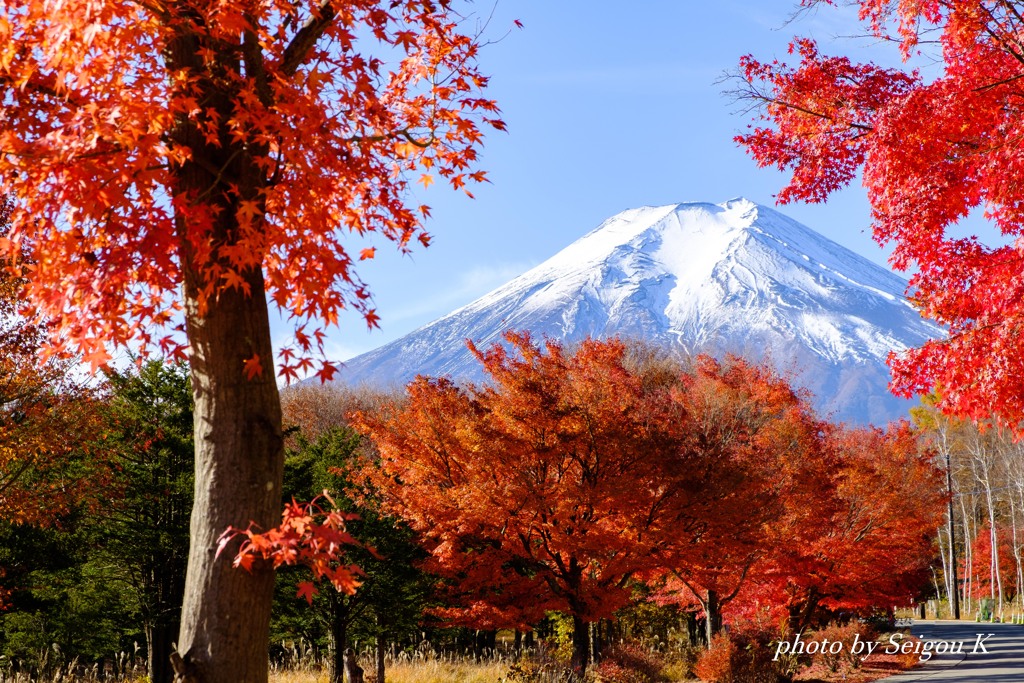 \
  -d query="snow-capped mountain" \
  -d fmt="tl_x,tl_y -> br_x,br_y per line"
332,198 -> 942,425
